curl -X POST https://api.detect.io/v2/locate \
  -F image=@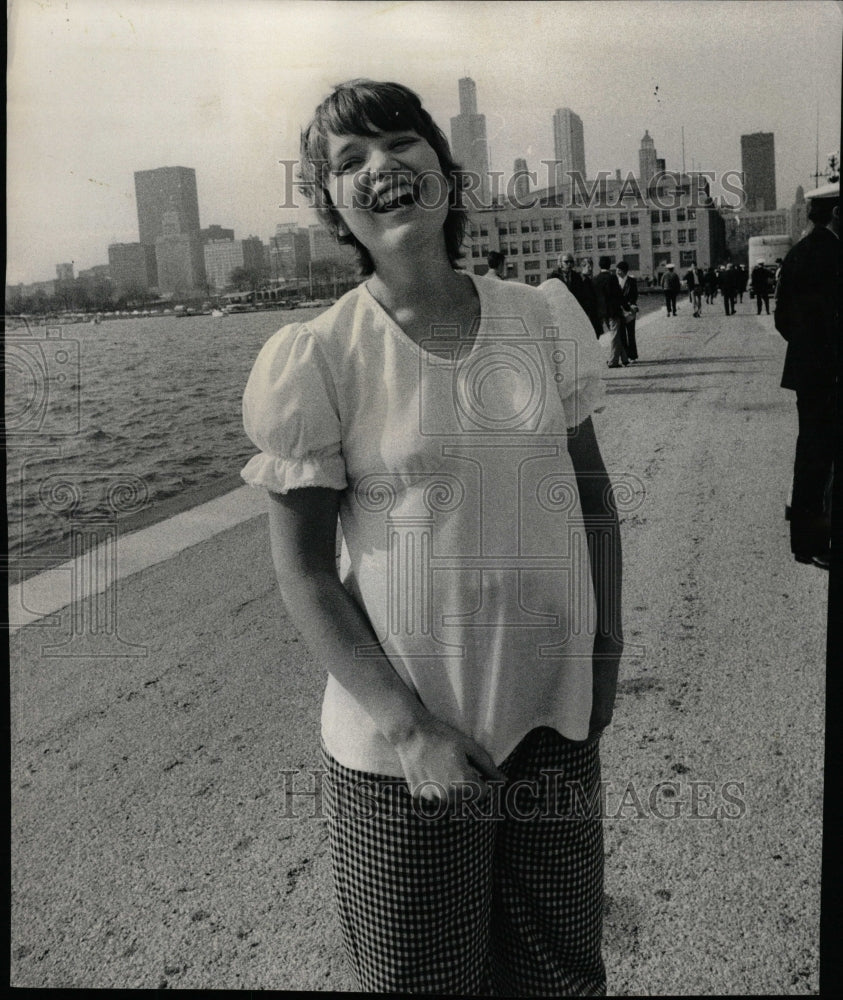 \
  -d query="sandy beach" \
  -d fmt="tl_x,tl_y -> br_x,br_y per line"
10,301 -> 826,992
